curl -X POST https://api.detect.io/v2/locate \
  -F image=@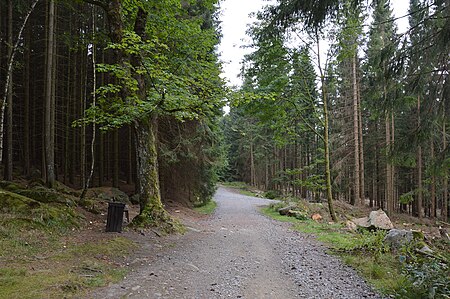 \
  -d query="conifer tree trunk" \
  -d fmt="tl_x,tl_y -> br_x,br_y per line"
352,53 -> 360,205
385,113 -> 393,215
80,50 -> 87,187
417,96 -> 423,218
24,23 -> 31,176
391,114 -> 396,211
443,110 -> 448,221
4,0 -> 13,181
64,45 -> 72,184
113,129 -> 119,187
250,140 -> 255,186
44,0 -> 56,187
98,131 -> 104,185
127,126 -> 133,184
430,139 -> 436,219
357,76 -> 365,204
317,36 -> 337,222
